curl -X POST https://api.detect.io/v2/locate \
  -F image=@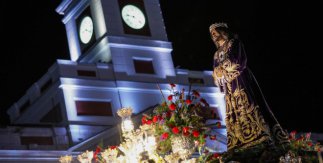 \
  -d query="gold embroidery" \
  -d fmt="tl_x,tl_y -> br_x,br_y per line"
272,124 -> 290,144
213,39 -> 278,150
221,59 -> 240,83
225,85 -> 271,150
